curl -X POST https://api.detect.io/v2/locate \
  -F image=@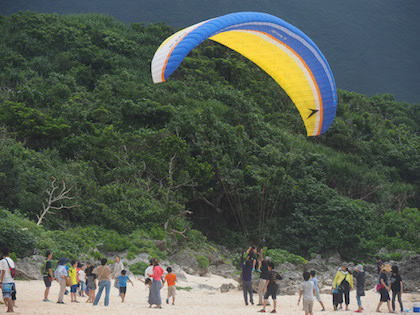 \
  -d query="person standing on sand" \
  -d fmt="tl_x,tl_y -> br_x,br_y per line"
42,251 -> 54,302
298,271 -> 316,315
376,264 -> 394,313
309,270 -> 325,311
390,265 -> 403,312
241,255 -> 254,306
0,248 -> 15,313
85,265 -> 97,303
54,258 -> 69,304
113,256 -> 124,291
332,265 -> 353,311
258,261 -> 282,313
93,258 -> 112,306
148,258 -> 164,309
353,264 -> 365,313
68,260 -> 79,303
257,256 -> 271,306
